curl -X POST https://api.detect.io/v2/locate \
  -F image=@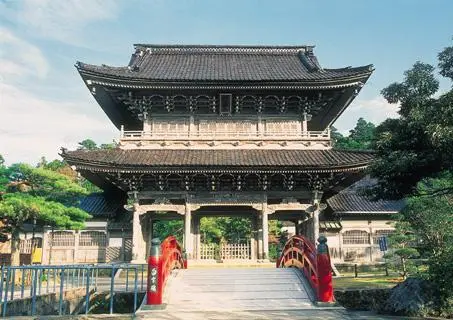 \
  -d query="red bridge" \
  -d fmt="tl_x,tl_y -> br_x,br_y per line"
140,235 -> 334,314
